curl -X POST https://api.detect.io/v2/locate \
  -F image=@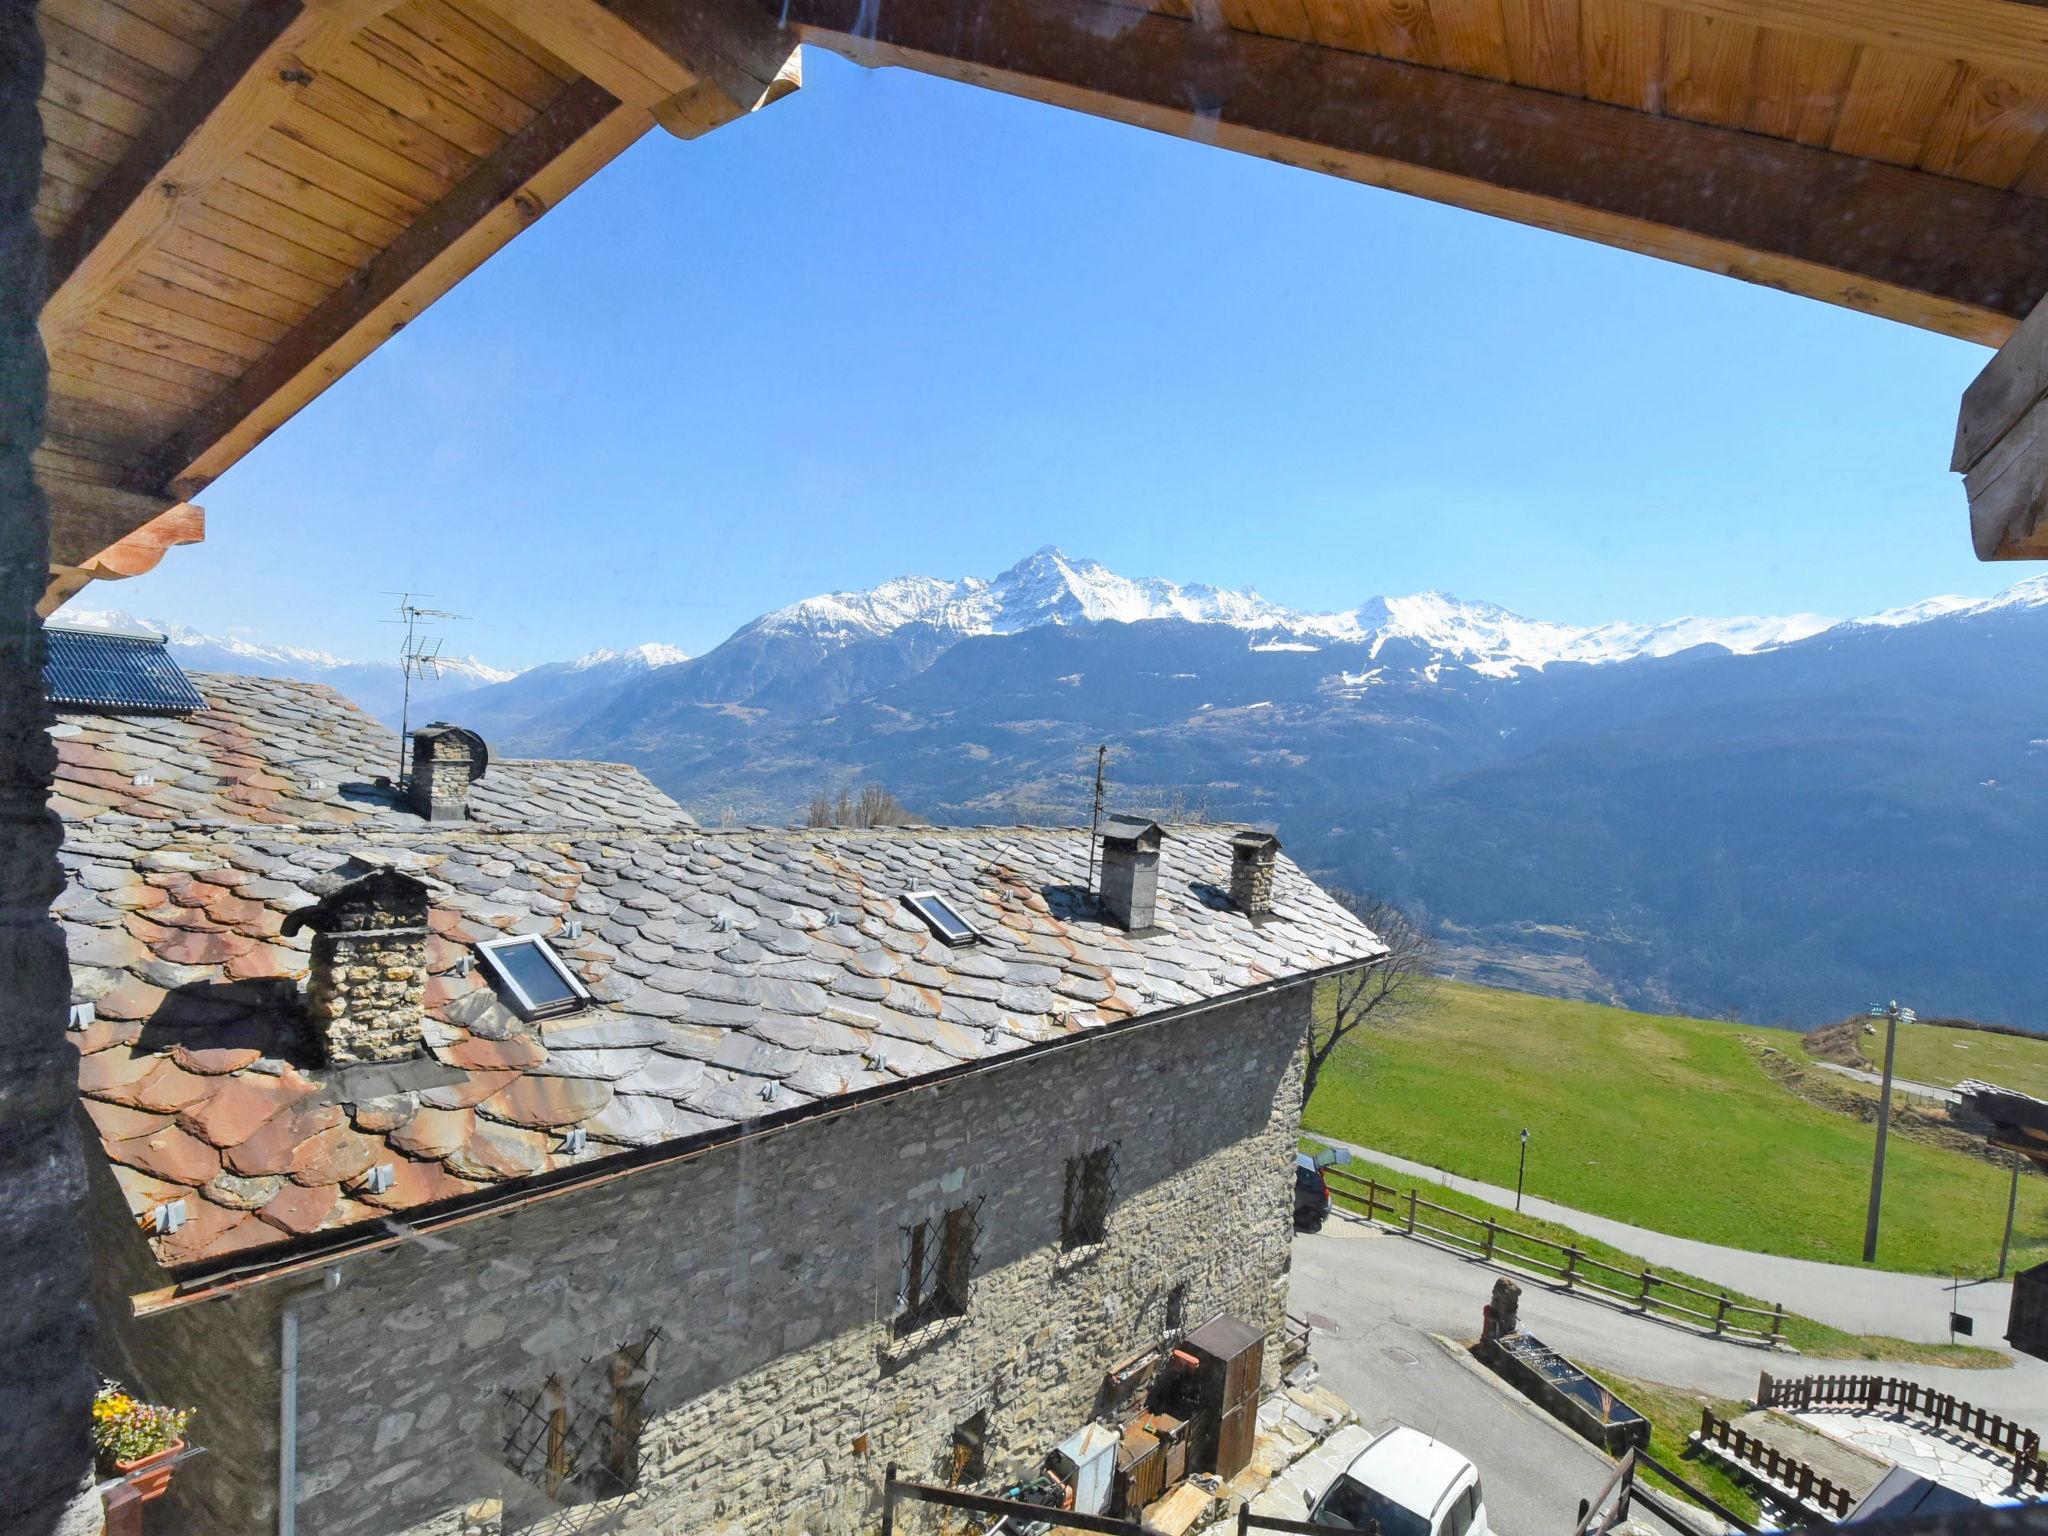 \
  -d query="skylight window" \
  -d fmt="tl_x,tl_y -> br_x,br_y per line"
477,934 -> 590,1019
903,891 -> 983,946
